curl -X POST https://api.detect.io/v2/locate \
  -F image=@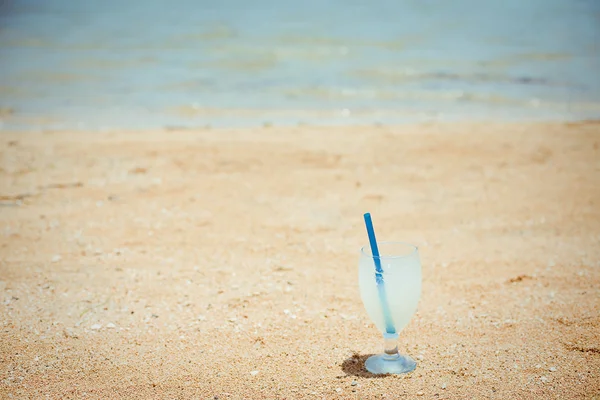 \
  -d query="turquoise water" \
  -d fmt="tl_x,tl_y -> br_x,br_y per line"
1,0 -> 599,130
